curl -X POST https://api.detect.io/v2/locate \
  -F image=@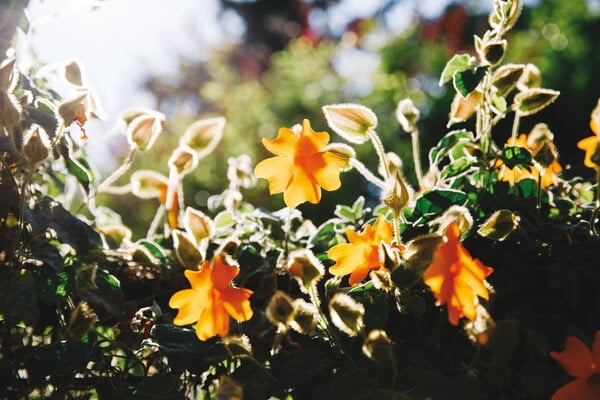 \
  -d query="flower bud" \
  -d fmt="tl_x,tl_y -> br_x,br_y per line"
0,57 -> 18,91
130,170 -> 168,199
64,59 -> 85,86
448,90 -> 483,127
266,290 -> 295,328
290,299 -> 317,335
403,234 -> 443,274
172,230 -> 203,269
180,117 -> 225,159
222,335 -> 253,358
127,112 -> 165,151
395,98 -> 420,133
0,90 -> 21,127
329,293 -> 365,337
532,140 -> 558,173
23,124 -> 49,164
323,143 -> 355,171
183,207 -> 213,245
489,0 -> 522,32
477,209 -> 520,241
322,103 -> 377,144
68,301 -> 98,341
58,92 -> 88,125
168,146 -> 198,175
287,249 -> 324,293
526,123 -> 554,152
381,170 -> 411,215
362,329 -> 394,364
433,205 -> 473,237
